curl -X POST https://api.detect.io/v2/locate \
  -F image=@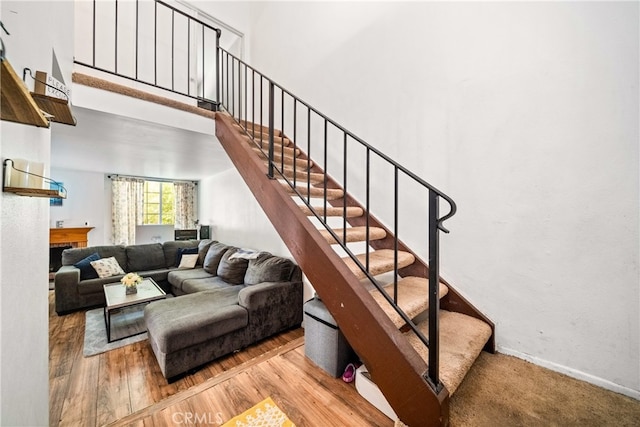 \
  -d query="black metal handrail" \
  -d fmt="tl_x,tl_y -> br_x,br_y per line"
218,47 -> 456,390
74,0 -> 221,106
